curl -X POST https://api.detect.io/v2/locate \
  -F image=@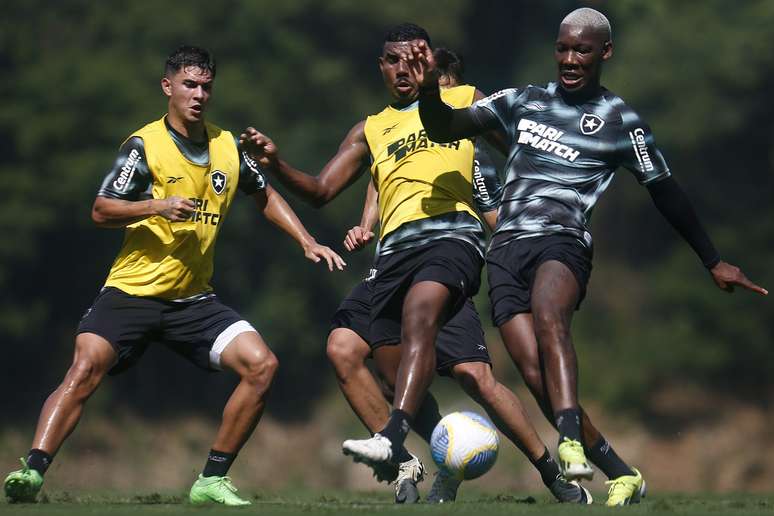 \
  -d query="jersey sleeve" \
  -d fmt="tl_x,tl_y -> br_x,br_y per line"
236,137 -> 268,195
615,105 -> 671,185
97,137 -> 153,200
468,88 -> 527,142
471,140 -> 502,213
